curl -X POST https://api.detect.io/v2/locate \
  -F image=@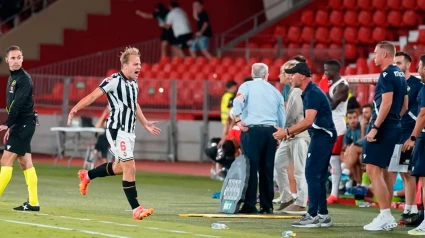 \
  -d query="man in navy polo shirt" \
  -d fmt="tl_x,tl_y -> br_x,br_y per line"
362,41 -> 408,231
274,62 -> 336,228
